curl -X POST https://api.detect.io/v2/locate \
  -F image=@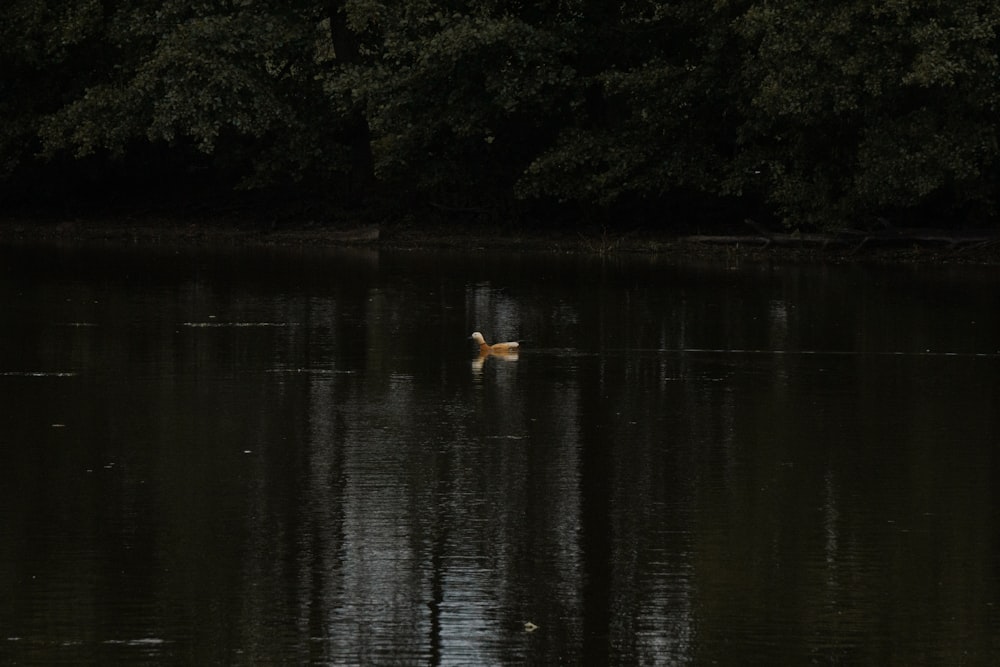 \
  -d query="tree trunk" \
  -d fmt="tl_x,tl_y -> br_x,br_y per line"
327,1 -> 374,205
